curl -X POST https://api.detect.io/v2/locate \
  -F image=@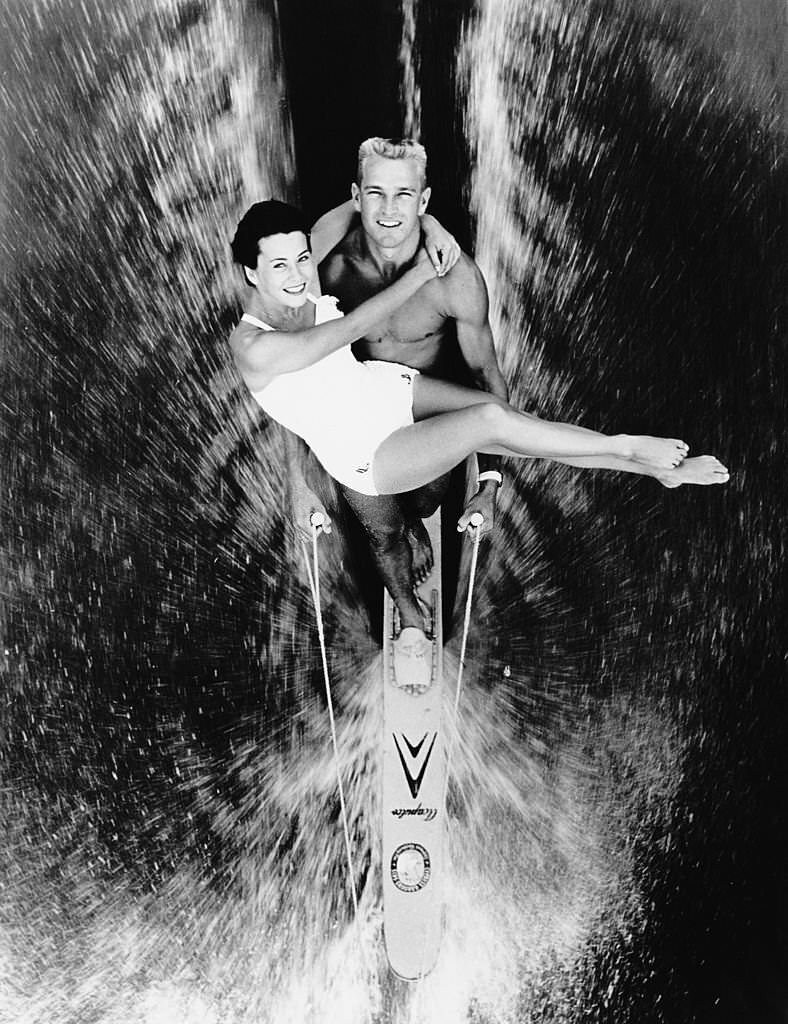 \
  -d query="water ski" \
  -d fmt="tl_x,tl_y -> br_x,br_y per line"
381,509 -> 446,981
